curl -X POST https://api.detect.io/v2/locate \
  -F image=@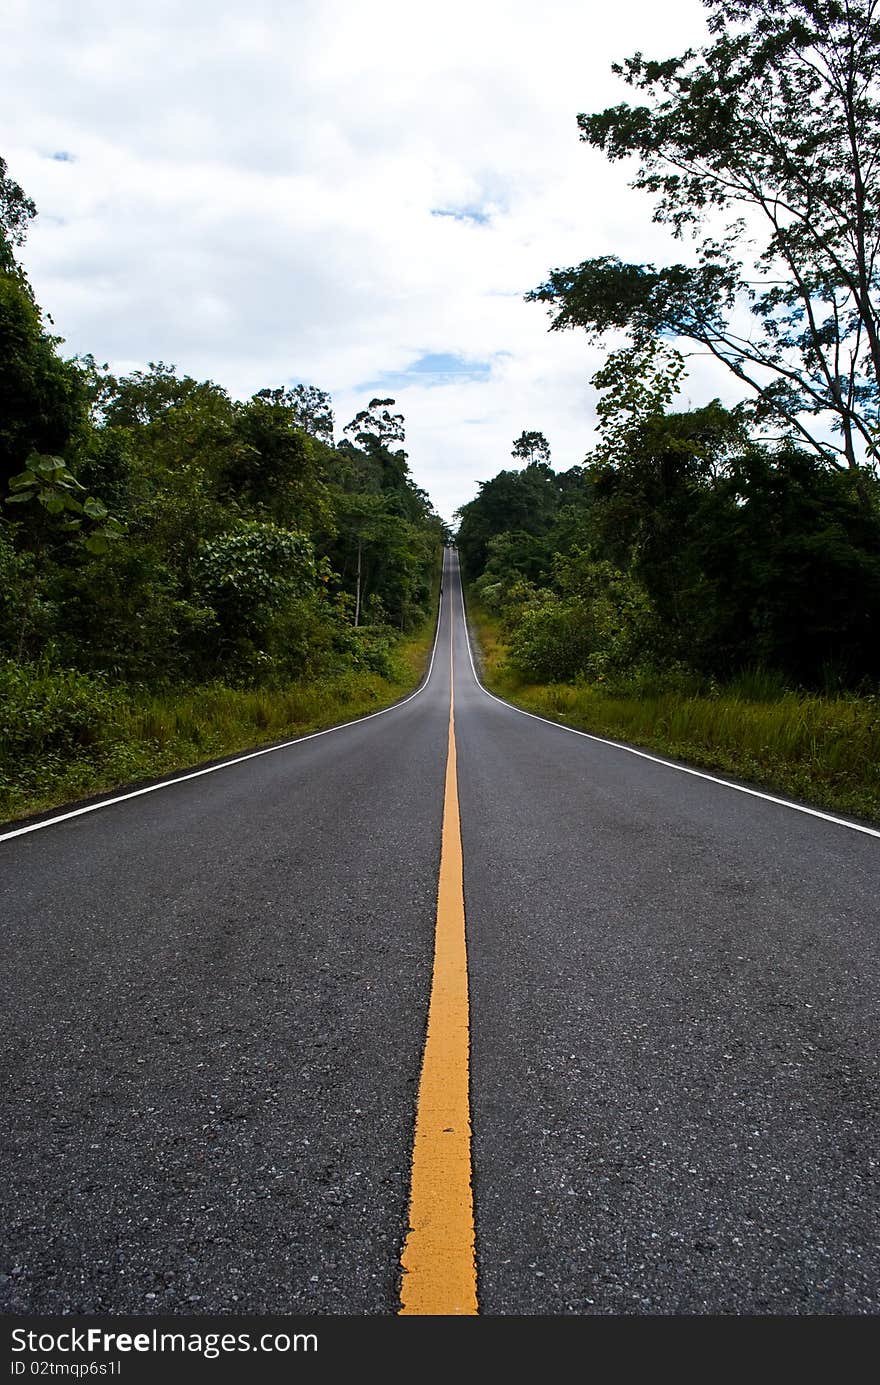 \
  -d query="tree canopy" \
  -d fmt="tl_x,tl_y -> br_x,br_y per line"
0,157 -> 445,692
528,0 -> 880,475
